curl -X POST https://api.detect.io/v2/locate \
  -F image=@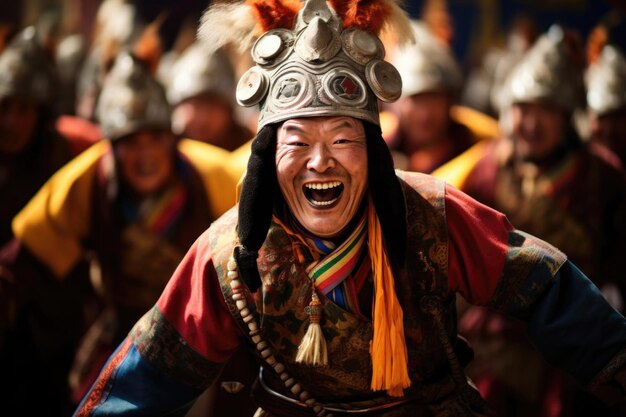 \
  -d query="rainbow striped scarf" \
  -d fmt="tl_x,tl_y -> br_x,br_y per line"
275,212 -> 369,310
